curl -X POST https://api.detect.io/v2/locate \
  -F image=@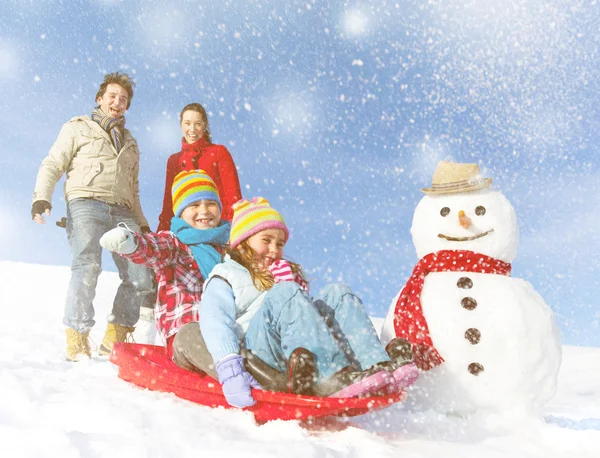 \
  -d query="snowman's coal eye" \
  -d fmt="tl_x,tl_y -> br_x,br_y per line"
440,207 -> 450,217
475,206 -> 486,216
